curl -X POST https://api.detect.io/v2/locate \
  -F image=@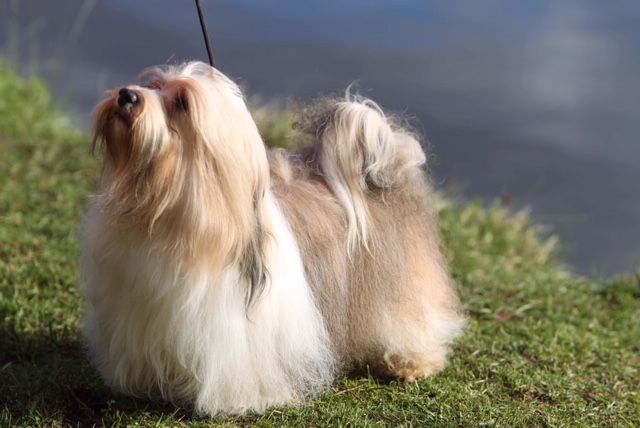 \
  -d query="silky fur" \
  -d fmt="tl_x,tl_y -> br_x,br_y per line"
82,61 -> 465,416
